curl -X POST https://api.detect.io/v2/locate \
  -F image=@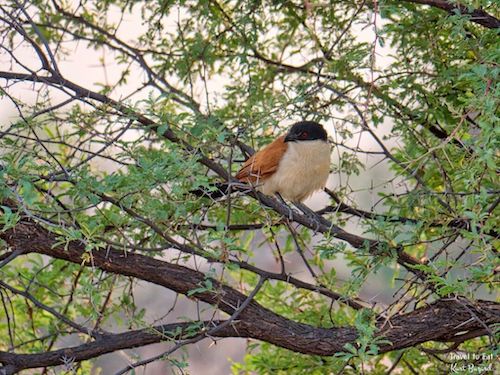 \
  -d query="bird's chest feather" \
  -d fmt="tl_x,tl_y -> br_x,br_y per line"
261,140 -> 331,201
